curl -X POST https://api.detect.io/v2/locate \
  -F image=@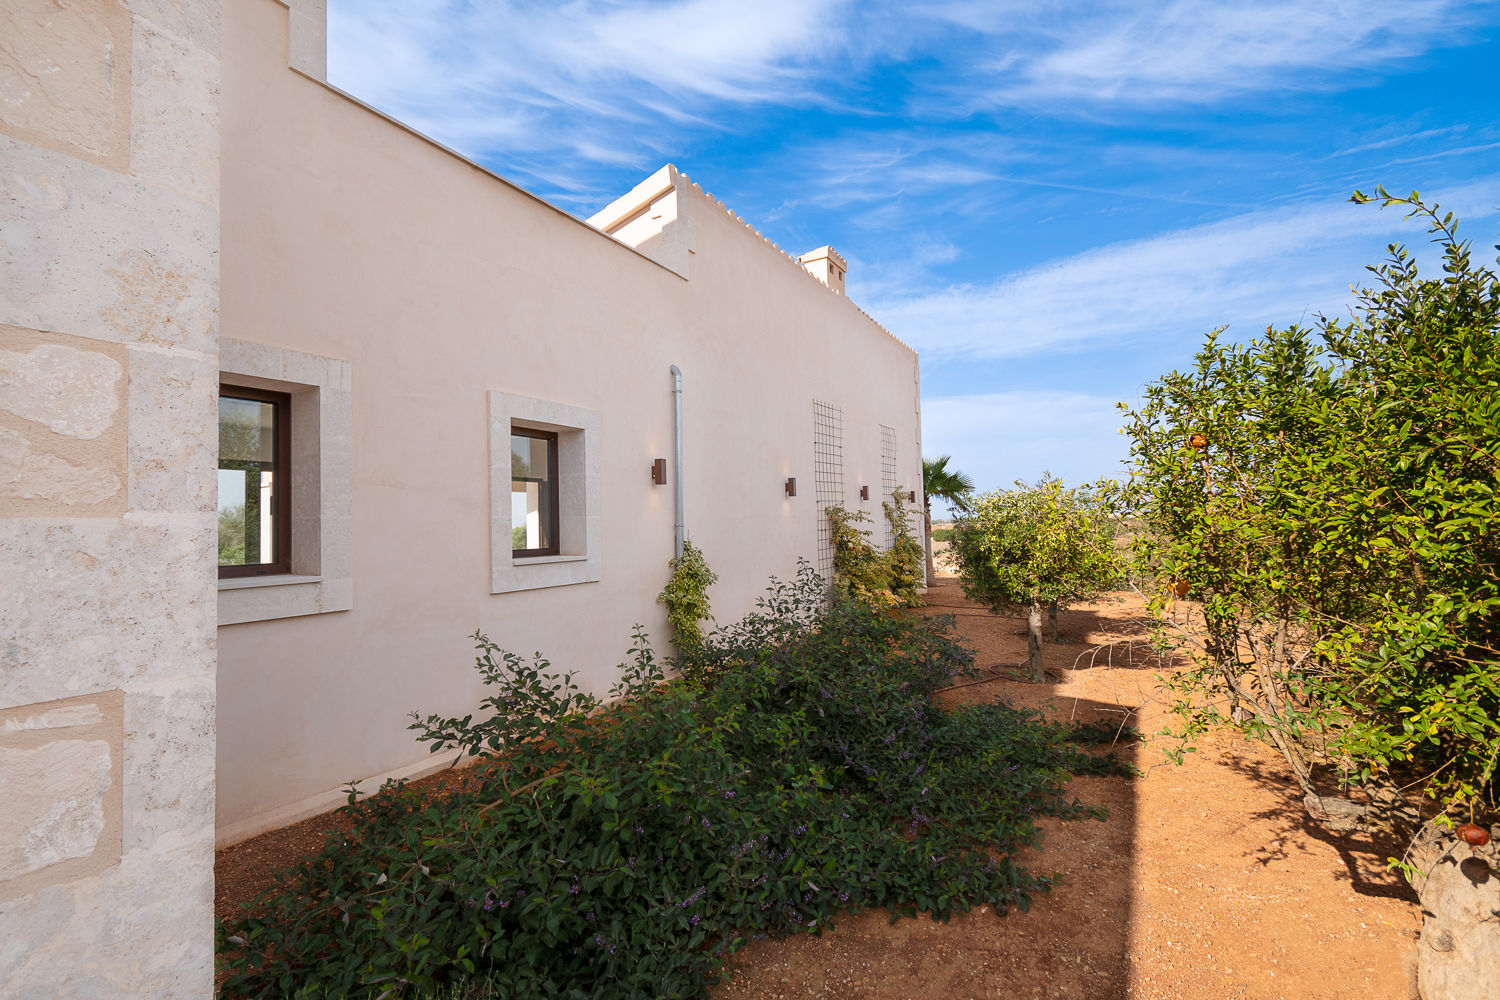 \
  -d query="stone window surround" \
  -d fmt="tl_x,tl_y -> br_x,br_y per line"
489,391 -> 600,594
218,339 -> 353,626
